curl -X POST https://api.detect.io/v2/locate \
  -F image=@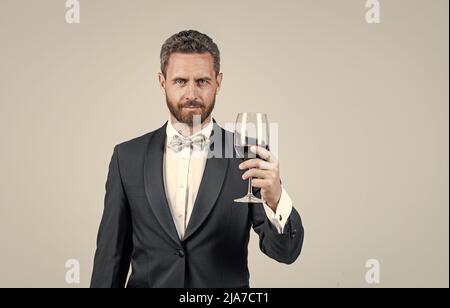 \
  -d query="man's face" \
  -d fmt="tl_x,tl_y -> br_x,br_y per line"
159,52 -> 222,126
